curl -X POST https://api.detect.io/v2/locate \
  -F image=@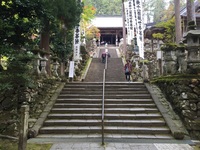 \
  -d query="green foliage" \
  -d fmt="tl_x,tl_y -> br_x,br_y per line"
0,139 -> 52,150
82,4 -> 96,22
152,74 -> 200,84
0,0 -> 40,50
0,51 -> 36,109
84,0 -> 122,15
39,0 -> 83,30
161,43 -> 177,51
50,28 -> 74,62
85,25 -> 100,40
152,33 -> 164,40
155,17 -> 175,43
